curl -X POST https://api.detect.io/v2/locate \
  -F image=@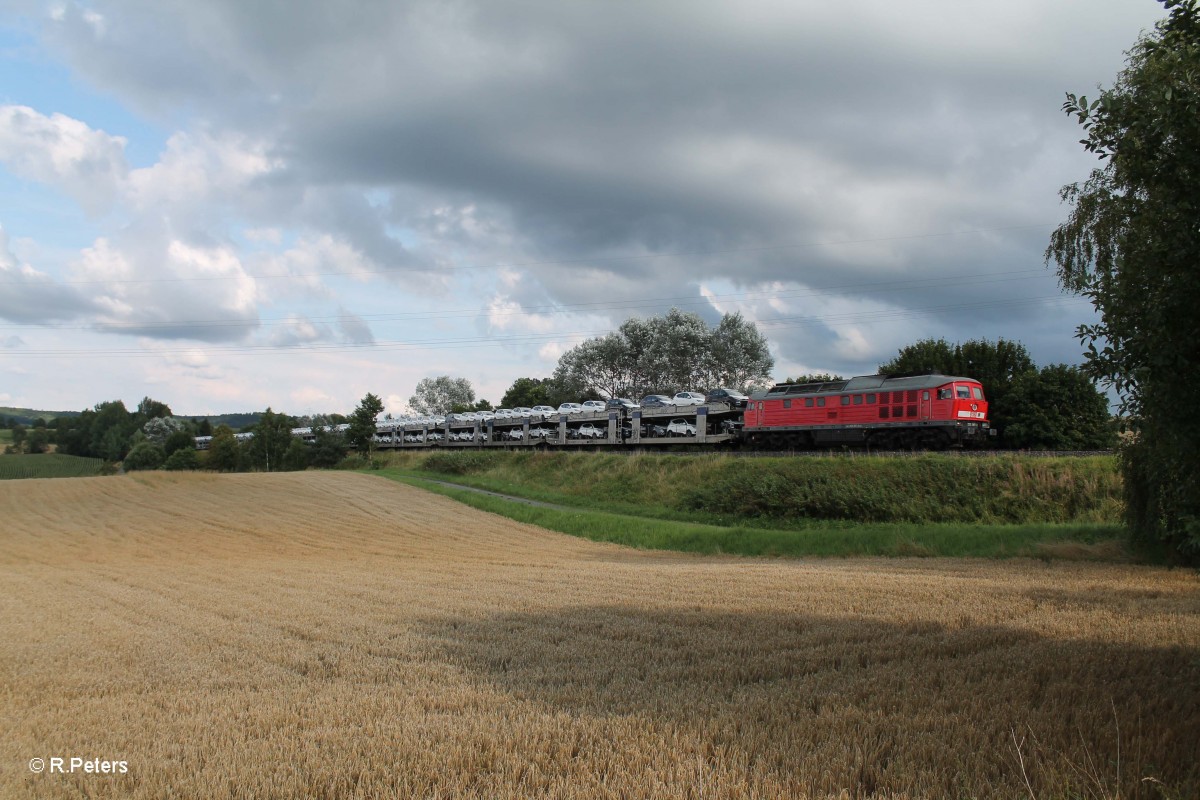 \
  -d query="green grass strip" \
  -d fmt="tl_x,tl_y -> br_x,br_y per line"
378,472 -> 1127,560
